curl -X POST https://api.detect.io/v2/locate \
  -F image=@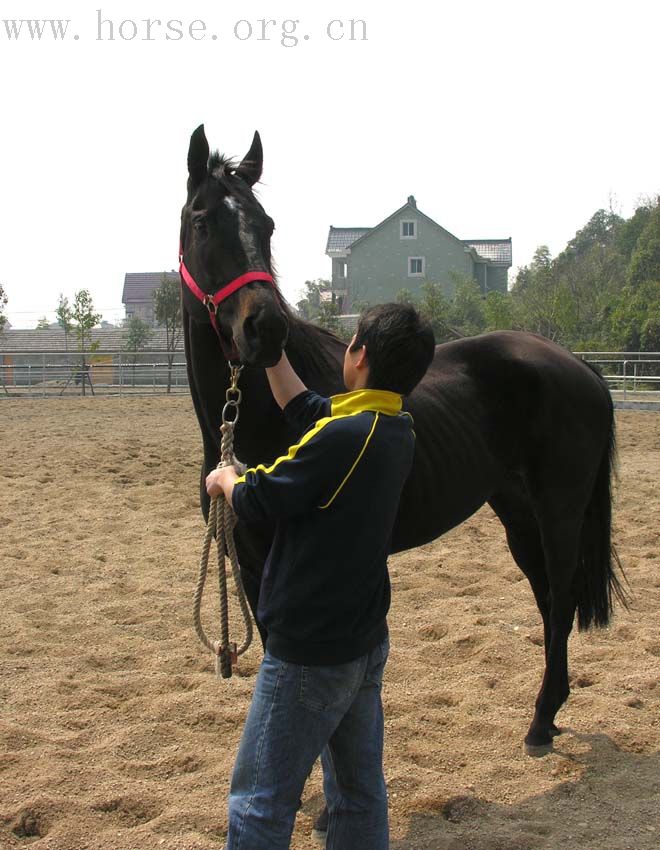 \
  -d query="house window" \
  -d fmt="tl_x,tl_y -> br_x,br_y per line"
409,257 -> 425,276
401,220 -> 417,239
338,261 -> 347,279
